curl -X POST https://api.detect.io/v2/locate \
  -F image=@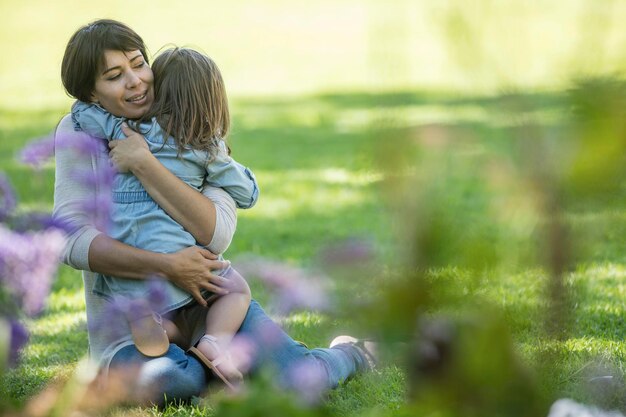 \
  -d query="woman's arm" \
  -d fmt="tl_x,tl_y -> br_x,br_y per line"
108,124 -> 234,247
88,236 -> 229,304
53,115 -> 229,306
